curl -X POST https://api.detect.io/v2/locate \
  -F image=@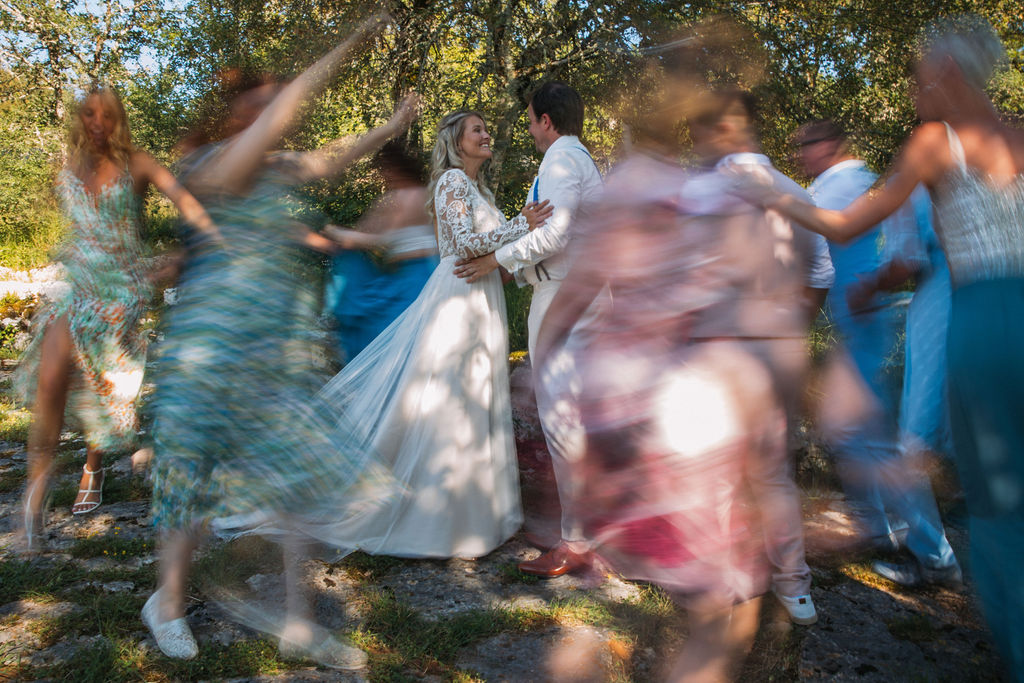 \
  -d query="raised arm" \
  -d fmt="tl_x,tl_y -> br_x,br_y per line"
131,151 -> 222,243
197,14 -> 387,193
736,123 -> 950,244
435,170 -> 531,259
285,94 -> 420,183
